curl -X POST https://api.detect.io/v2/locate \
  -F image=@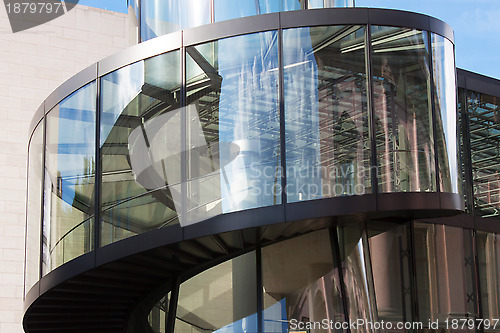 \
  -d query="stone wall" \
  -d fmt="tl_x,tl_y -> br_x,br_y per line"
0,4 -> 129,332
